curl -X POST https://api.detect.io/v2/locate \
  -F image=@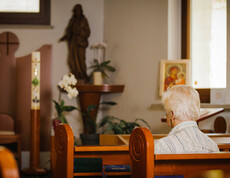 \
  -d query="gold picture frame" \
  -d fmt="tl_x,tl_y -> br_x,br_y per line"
159,59 -> 190,96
